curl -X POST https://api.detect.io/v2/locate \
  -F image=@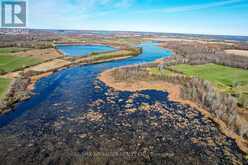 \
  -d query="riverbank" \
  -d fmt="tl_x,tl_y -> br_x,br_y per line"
98,65 -> 248,155
0,47 -> 142,114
